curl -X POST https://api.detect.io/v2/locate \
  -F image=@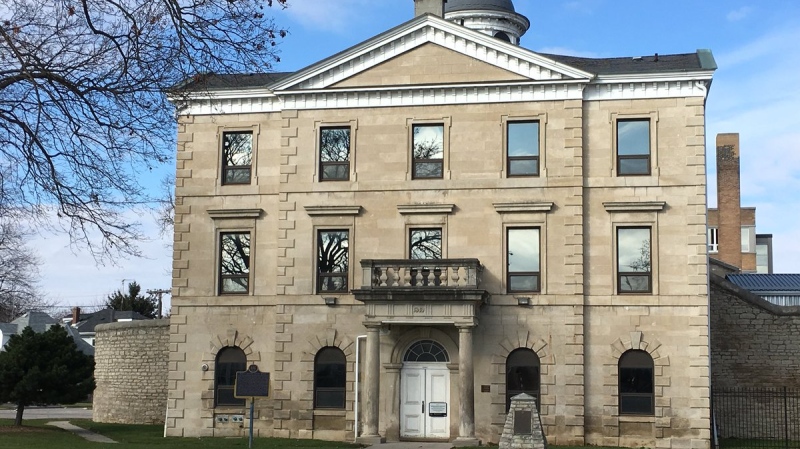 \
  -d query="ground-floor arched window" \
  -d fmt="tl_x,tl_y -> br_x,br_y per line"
506,348 -> 540,411
315,347 -> 346,409
215,346 -> 246,407
618,349 -> 654,415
